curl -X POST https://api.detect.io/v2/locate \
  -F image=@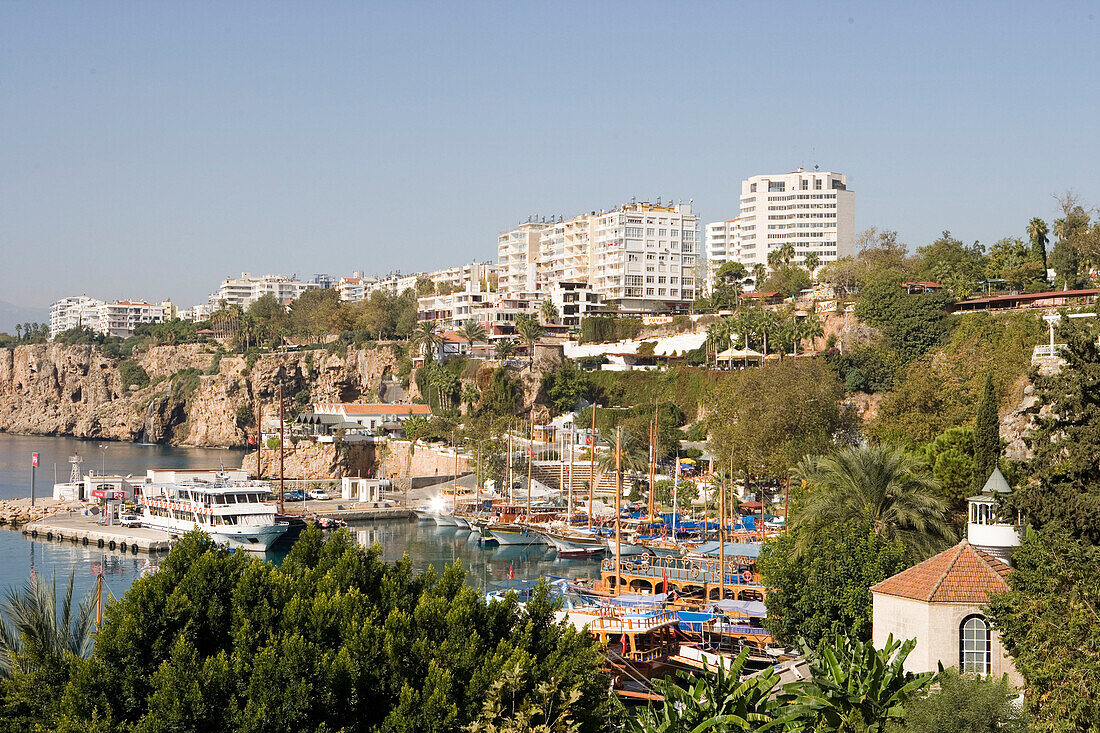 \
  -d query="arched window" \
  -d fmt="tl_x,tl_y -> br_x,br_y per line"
960,614 -> 991,674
